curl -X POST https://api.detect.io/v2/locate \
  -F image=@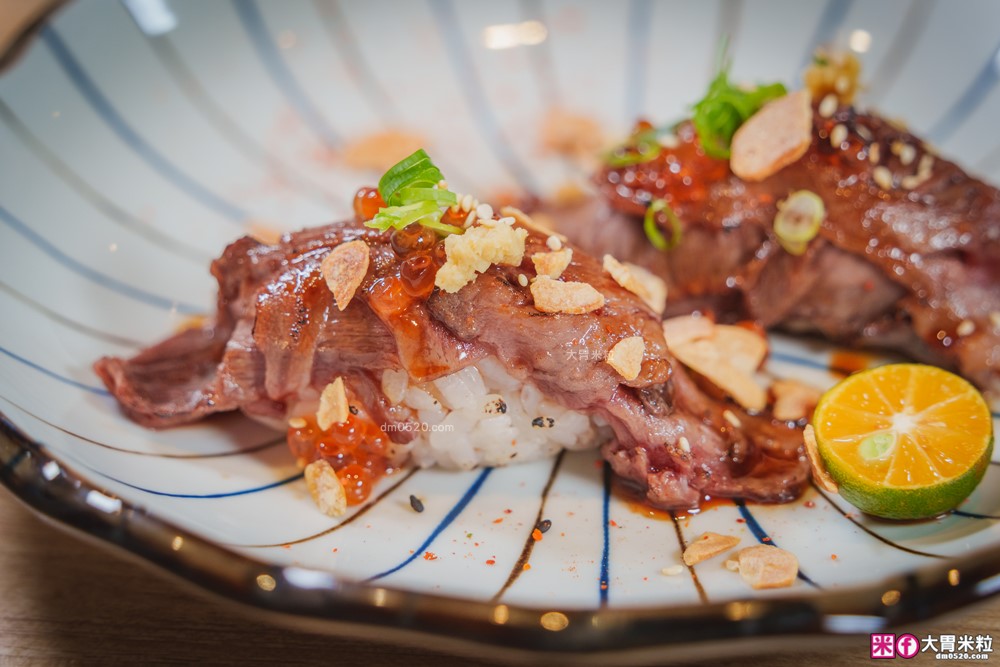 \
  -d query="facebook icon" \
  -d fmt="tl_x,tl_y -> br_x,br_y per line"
896,633 -> 920,659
